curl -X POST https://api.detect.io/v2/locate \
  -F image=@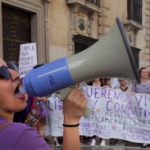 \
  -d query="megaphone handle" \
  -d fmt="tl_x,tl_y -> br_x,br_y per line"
55,86 -> 76,100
